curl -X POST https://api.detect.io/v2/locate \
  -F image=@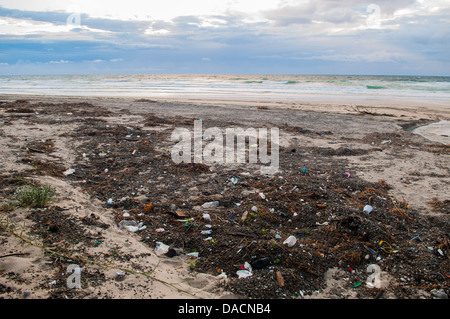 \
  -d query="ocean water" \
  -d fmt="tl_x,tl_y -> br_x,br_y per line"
0,74 -> 449,105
